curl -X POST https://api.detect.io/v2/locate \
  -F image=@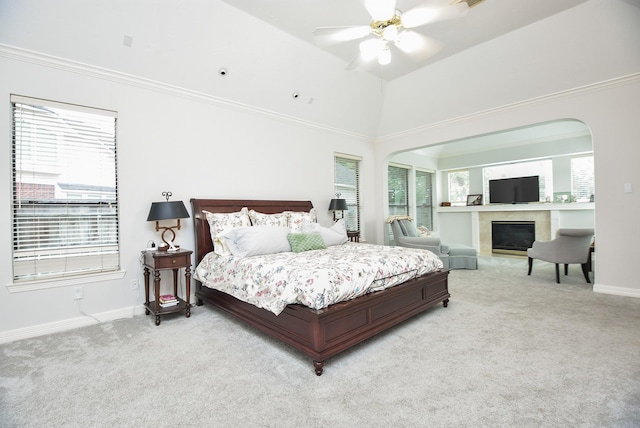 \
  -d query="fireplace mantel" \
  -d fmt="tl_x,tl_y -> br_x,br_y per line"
436,203 -> 595,256
437,202 -> 594,213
